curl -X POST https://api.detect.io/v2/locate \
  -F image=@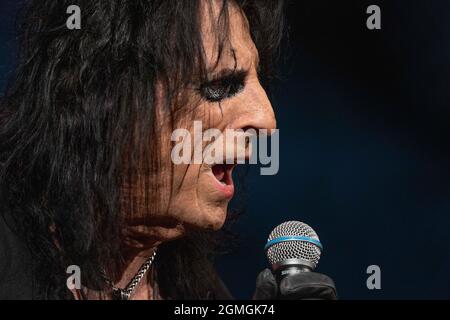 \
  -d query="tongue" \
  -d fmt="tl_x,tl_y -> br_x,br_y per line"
212,165 -> 226,182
